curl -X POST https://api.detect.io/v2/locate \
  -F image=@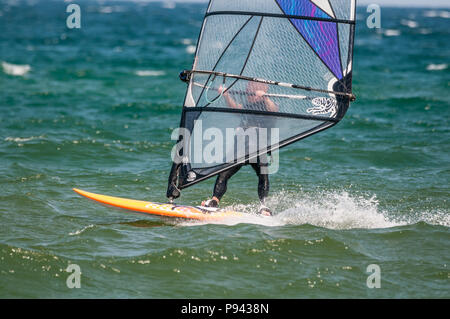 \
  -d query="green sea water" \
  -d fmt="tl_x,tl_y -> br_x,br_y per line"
0,0 -> 449,298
